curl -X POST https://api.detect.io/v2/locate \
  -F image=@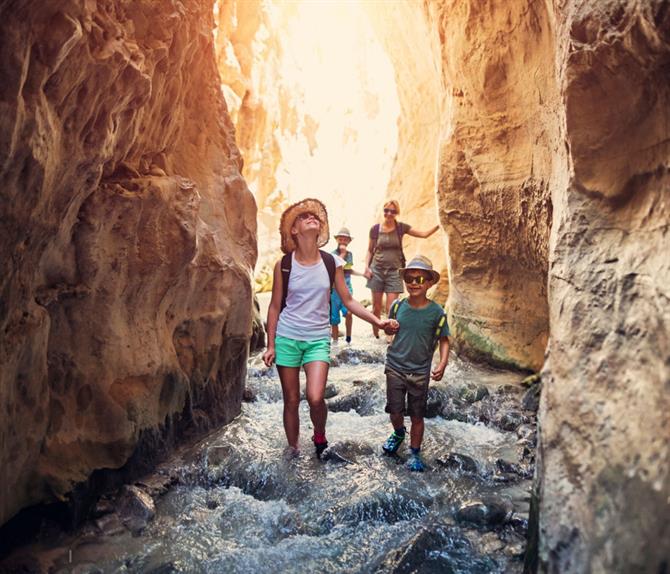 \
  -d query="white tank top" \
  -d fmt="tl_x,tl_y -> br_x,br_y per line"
276,253 -> 344,341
